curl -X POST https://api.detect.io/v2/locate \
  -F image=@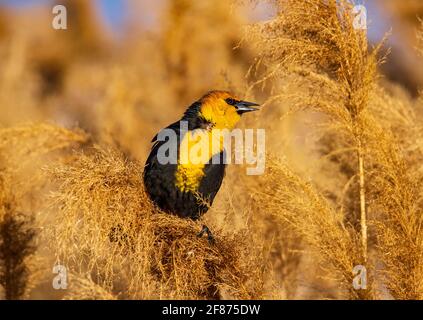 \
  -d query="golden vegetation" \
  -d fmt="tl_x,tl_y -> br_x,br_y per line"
0,0 -> 422,300
48,145 -> 263,299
